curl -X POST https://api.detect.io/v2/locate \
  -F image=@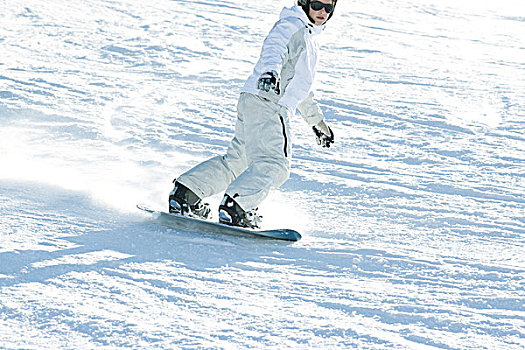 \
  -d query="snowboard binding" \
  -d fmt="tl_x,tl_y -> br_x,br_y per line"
218,194 -> 262,229
169,181 -> 211,219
